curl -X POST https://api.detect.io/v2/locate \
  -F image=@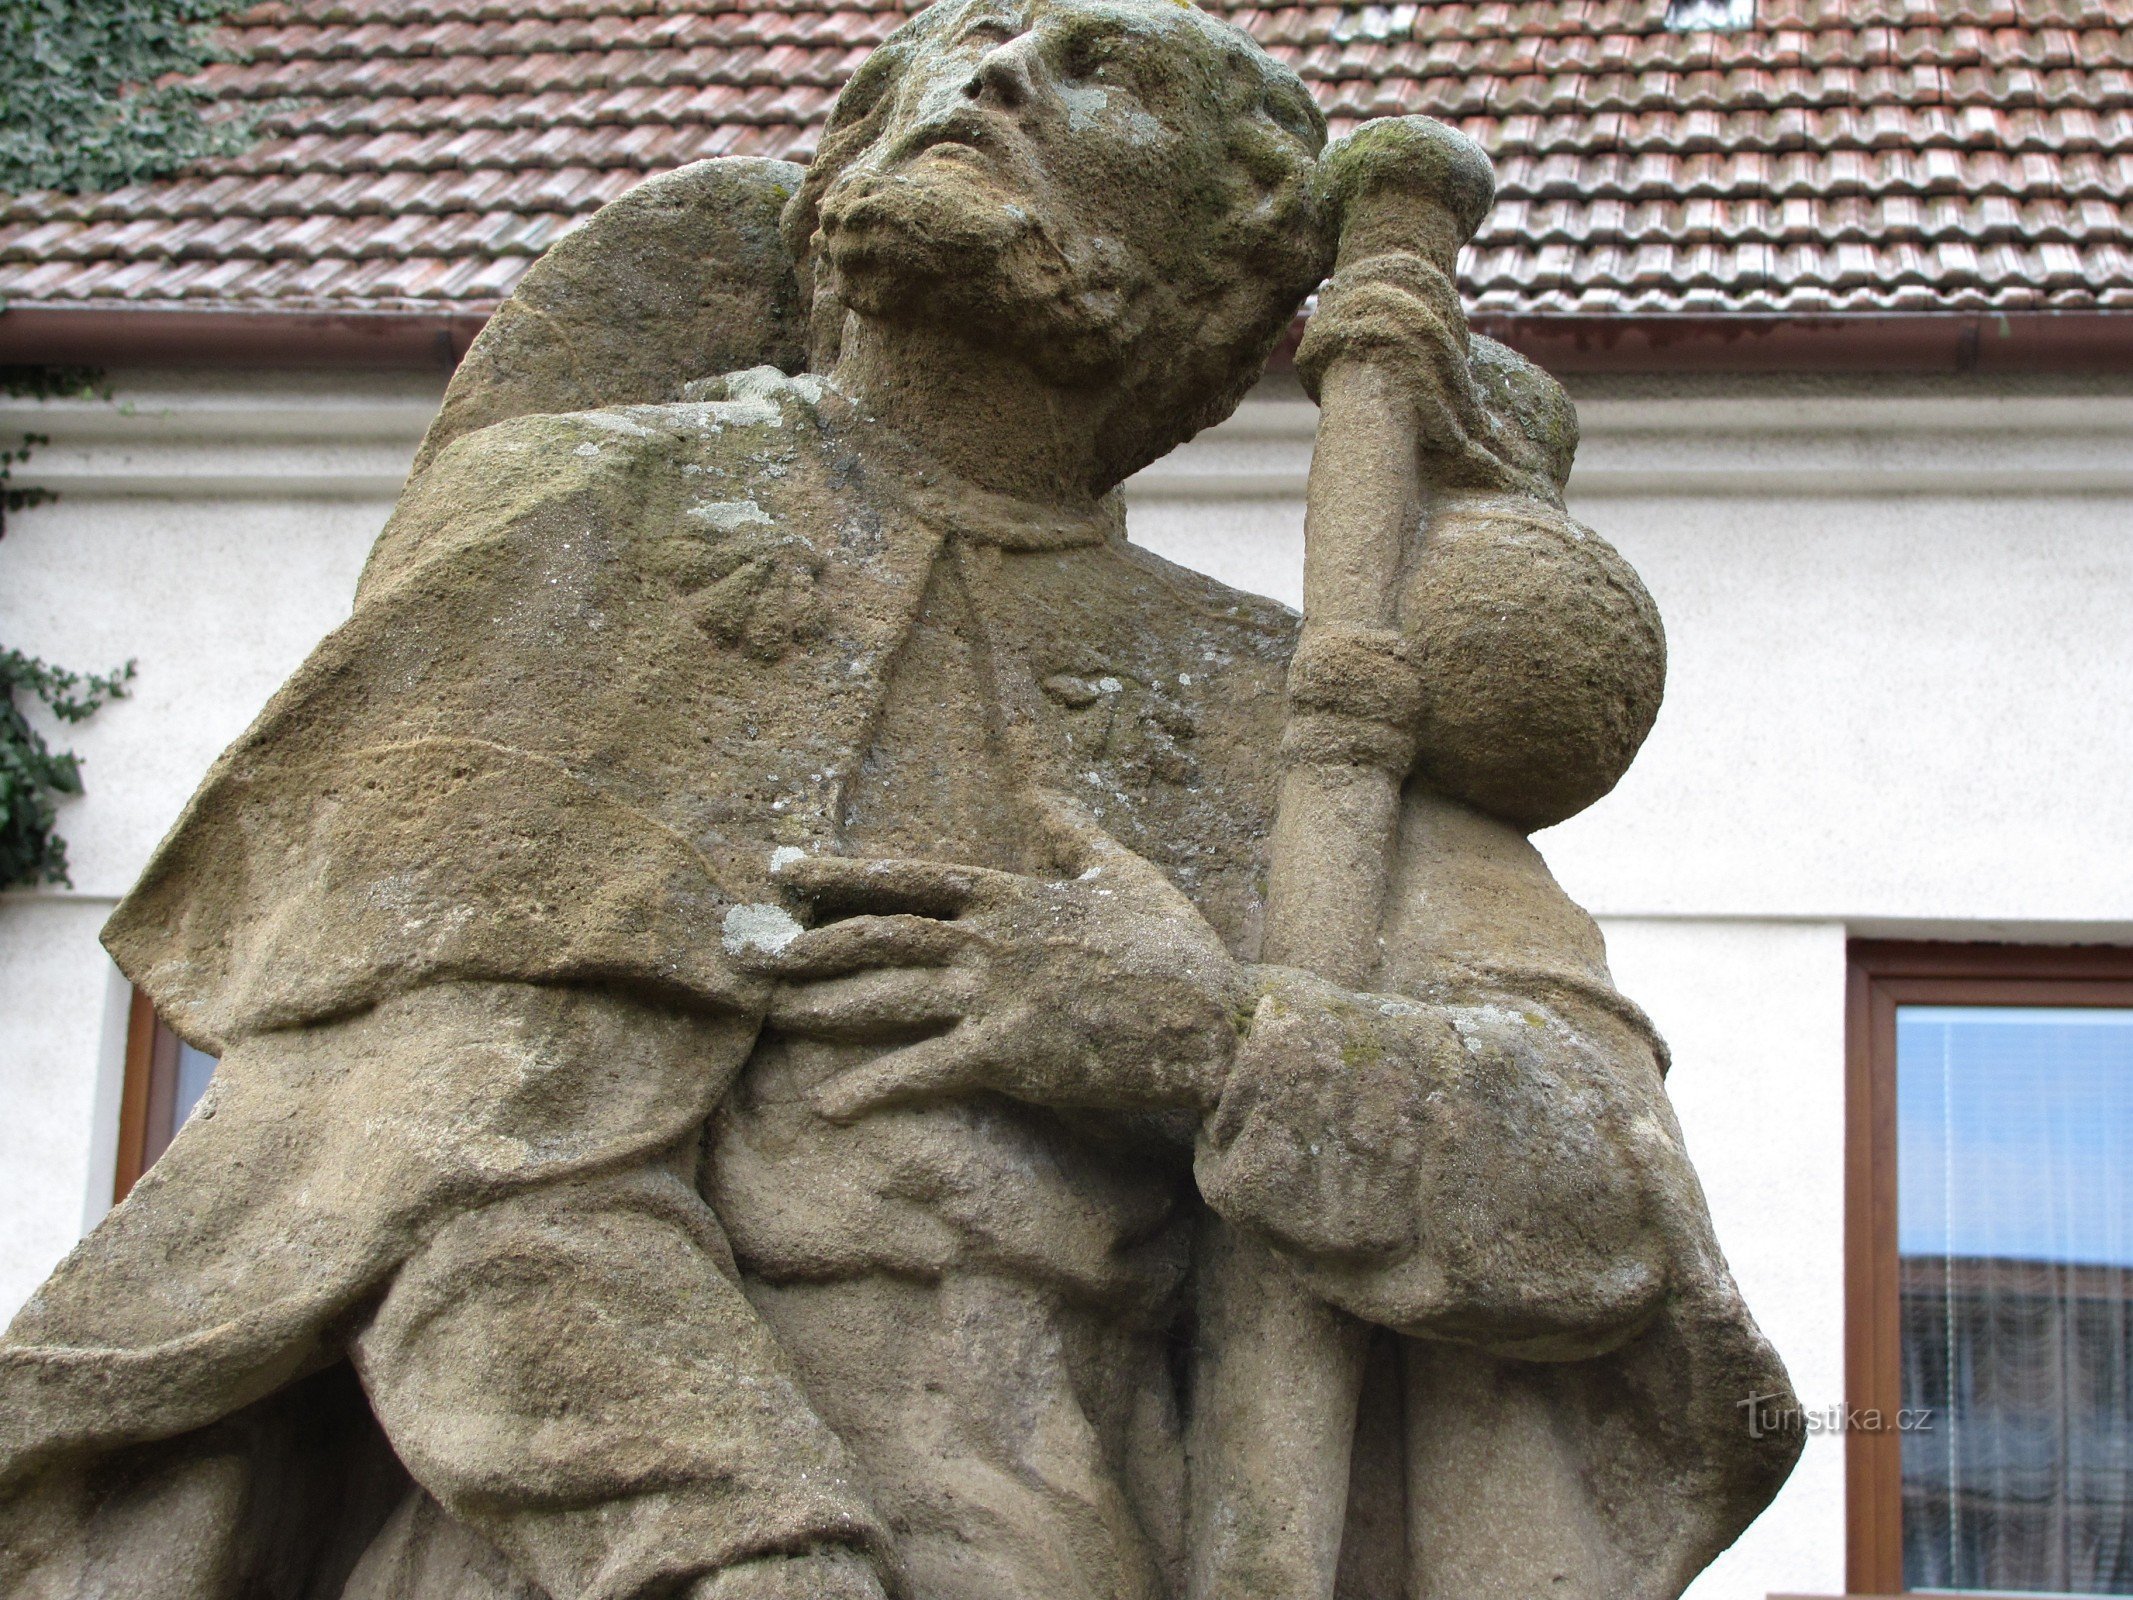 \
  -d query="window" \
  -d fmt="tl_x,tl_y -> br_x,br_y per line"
115,988 -> 218,1202
1662,0 -> 1754,32
1848,942 -> 2133,1594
